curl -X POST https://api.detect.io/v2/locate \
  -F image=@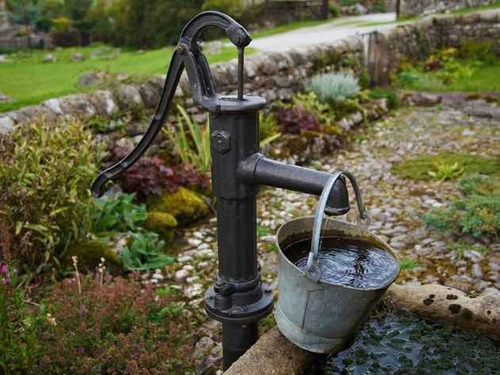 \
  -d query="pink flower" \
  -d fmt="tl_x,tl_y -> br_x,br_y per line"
0,264 -> 7,276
